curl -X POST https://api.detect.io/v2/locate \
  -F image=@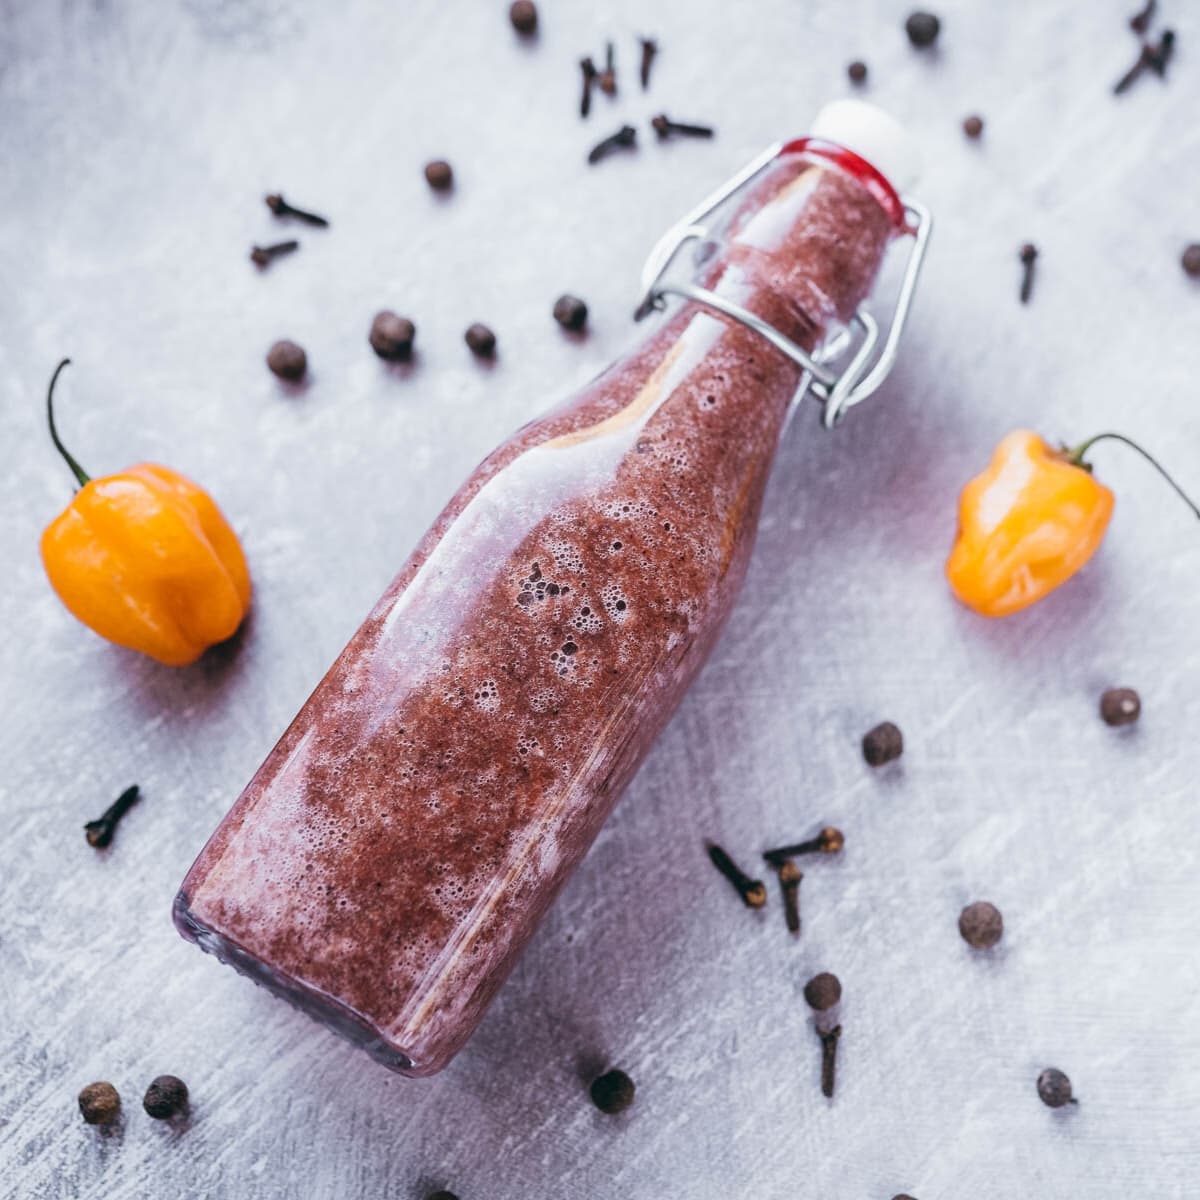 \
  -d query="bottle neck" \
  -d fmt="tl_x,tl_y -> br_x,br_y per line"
691,150 -> 897,358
